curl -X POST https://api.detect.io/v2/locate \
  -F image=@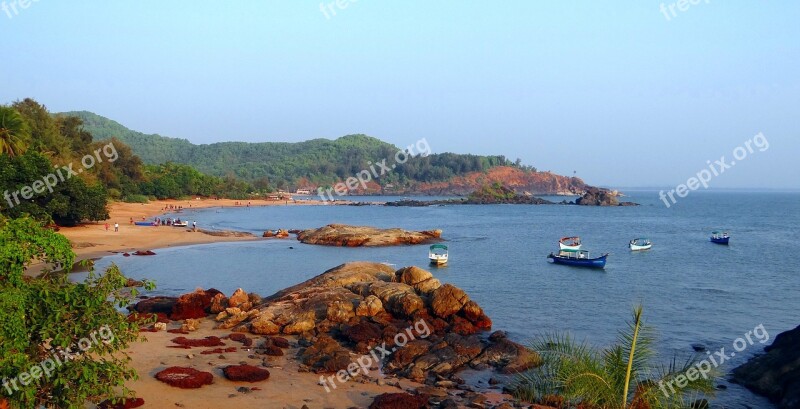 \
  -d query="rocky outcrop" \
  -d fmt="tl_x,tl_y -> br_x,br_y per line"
410,166 -> 587,196
296,224 -> 443,247
574,187 -> 638,206
369,392 -> 429,409
237,262 -> 536,385
732,325 -> 800,409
